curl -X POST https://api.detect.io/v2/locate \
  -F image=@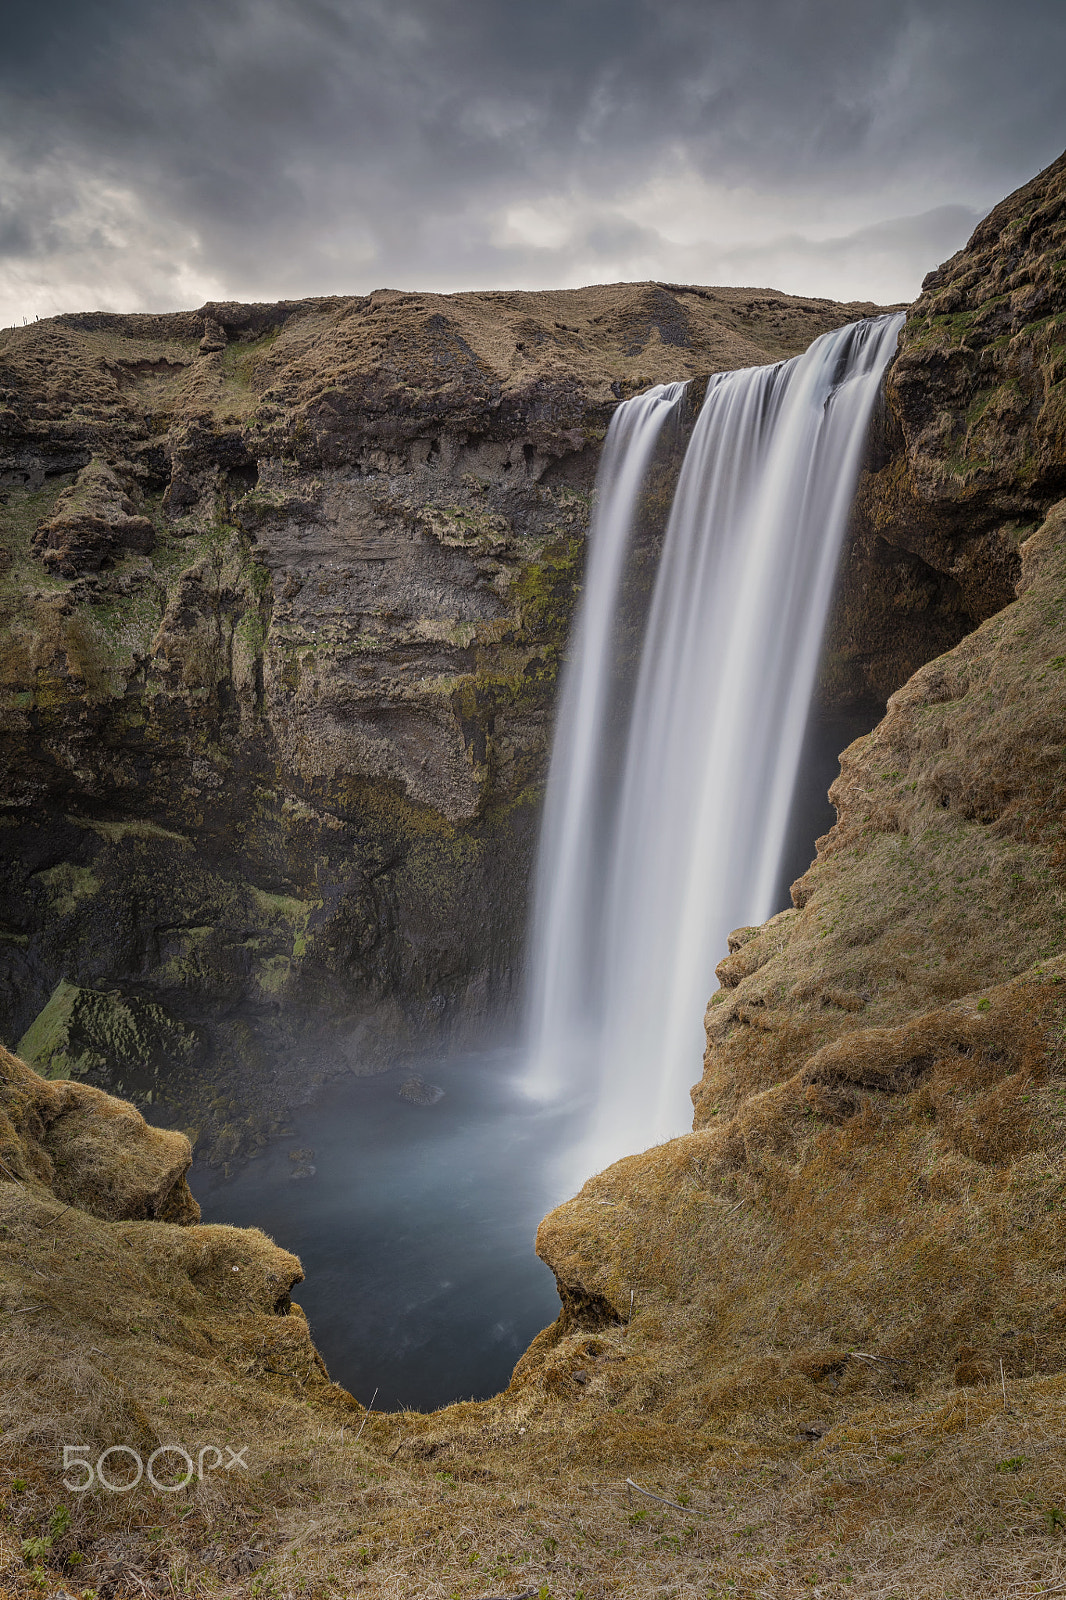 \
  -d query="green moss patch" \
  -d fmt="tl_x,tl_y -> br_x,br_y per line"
17,980 -> 198,1087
